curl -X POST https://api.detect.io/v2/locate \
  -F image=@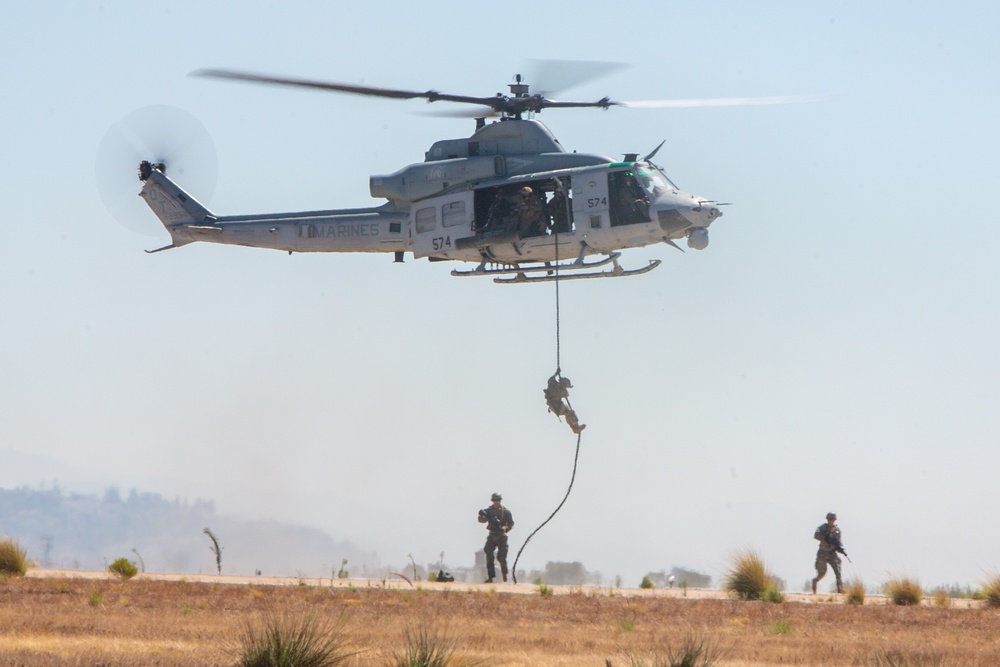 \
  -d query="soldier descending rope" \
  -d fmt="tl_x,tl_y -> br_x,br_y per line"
544,373 -> 585,434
